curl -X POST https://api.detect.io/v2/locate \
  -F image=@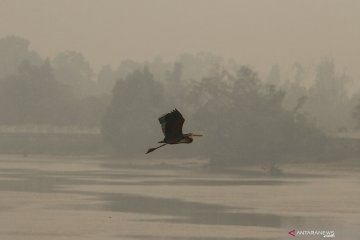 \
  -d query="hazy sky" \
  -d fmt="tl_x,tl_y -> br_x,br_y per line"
1,0 -> 360,78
